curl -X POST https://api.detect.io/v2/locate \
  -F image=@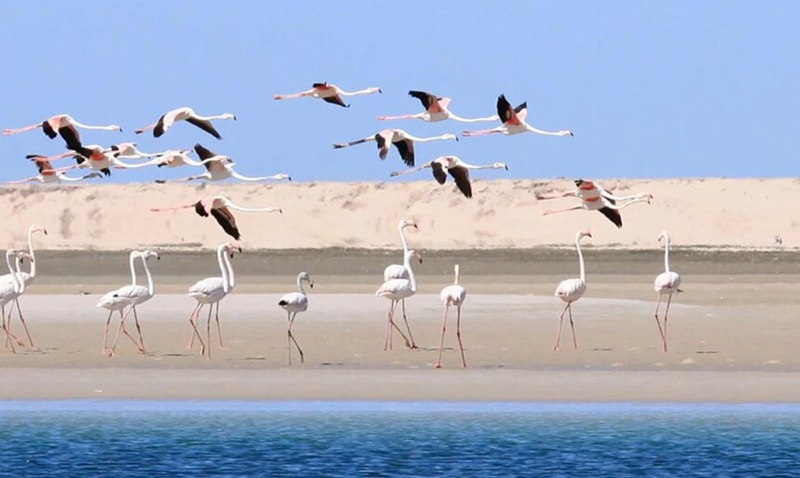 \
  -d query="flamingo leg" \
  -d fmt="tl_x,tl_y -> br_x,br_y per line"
187,303 -> 202,349
2,305 -> 16,354
543,205 -> 584,216
287,310 -> 293,364
133,122 -> 157,135
3,124 -> 41,135
118,308 -> 141,349
663,294 -> 674,353
553,303 -> 570,351
461,127 -> 501,137
389,301 -> 412,350
568,303 -> 578,350
102,310 -> 113,355
109,309 -> 127,356
12,299 -> 34,348
205,304 -> 213,359
653,295 -> 667,352
435,305 -> 449,368
132,306 -> 145,354
288,311 -> 304,364
456,305 -> 466,368
214,301 -> 227,349
4,308 -> 24,349
400,299 -> 417,349
383,301 -> 393,351
377,114 -> 421,121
